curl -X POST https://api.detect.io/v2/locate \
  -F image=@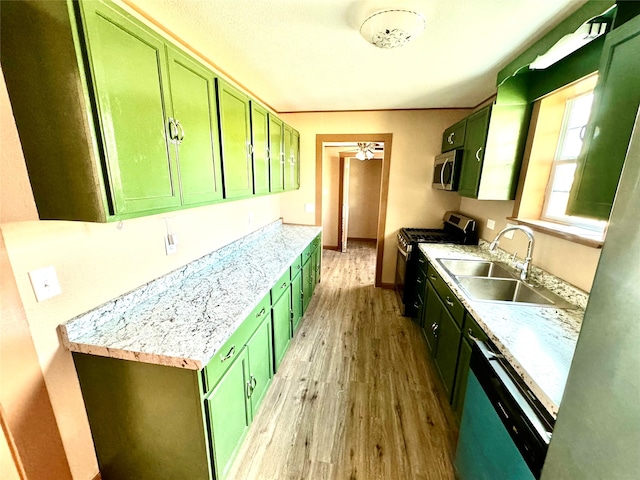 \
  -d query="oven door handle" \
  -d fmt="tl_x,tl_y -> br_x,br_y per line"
398,244 -> 409,258
440,158 -> 449,189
